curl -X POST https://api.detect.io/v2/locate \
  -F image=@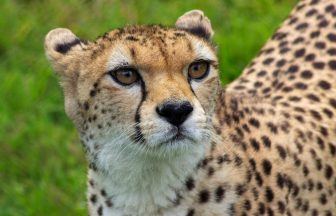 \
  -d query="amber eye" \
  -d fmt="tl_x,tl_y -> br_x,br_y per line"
110,68 -> 139,86
188,61 -> 210,80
